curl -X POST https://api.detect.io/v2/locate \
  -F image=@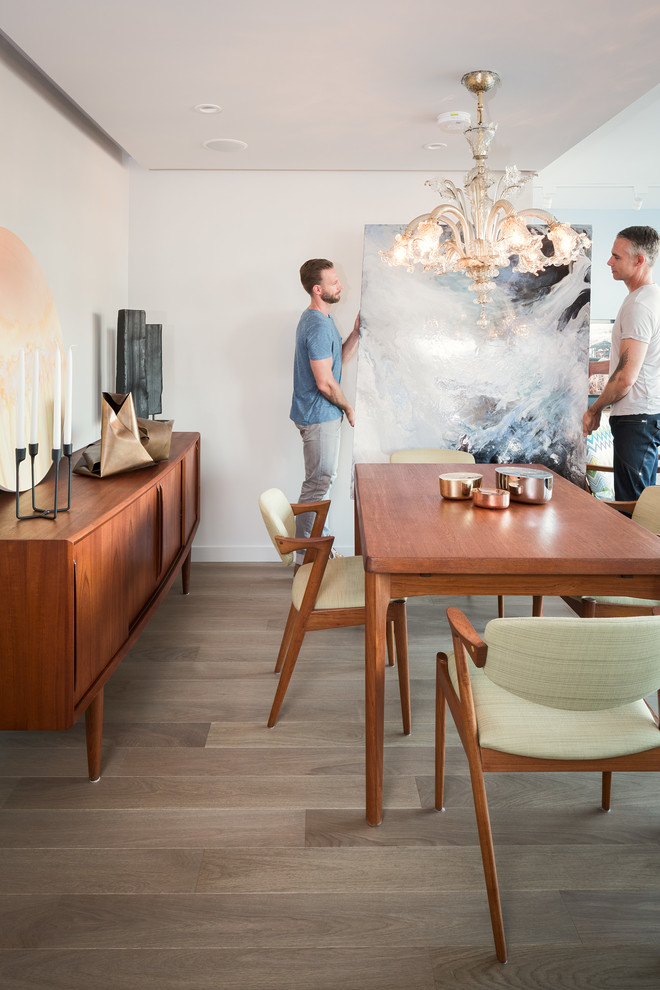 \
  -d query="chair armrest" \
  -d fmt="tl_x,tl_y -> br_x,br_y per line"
446,606 -> 488,668
604,499 -> 637,515
277,533 -> 334,617
275,534 -> 334,557
290,500 -> 331,539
